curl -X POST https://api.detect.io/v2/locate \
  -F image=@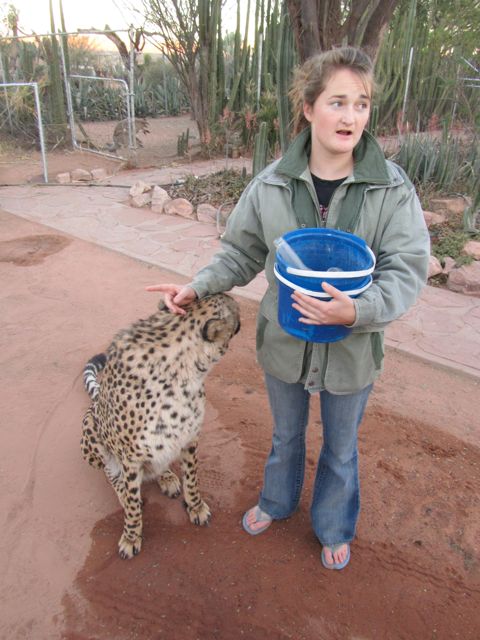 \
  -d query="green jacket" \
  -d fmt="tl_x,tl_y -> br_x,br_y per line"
189,128 -> 430,393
